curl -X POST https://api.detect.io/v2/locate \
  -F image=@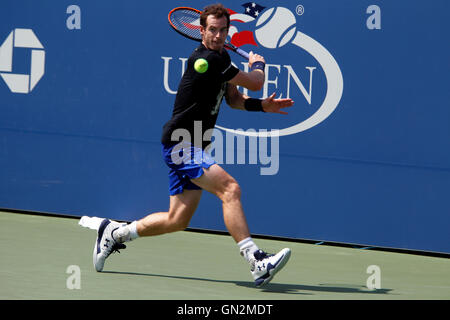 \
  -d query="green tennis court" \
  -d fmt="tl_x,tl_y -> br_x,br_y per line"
1,211 -> 449,300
